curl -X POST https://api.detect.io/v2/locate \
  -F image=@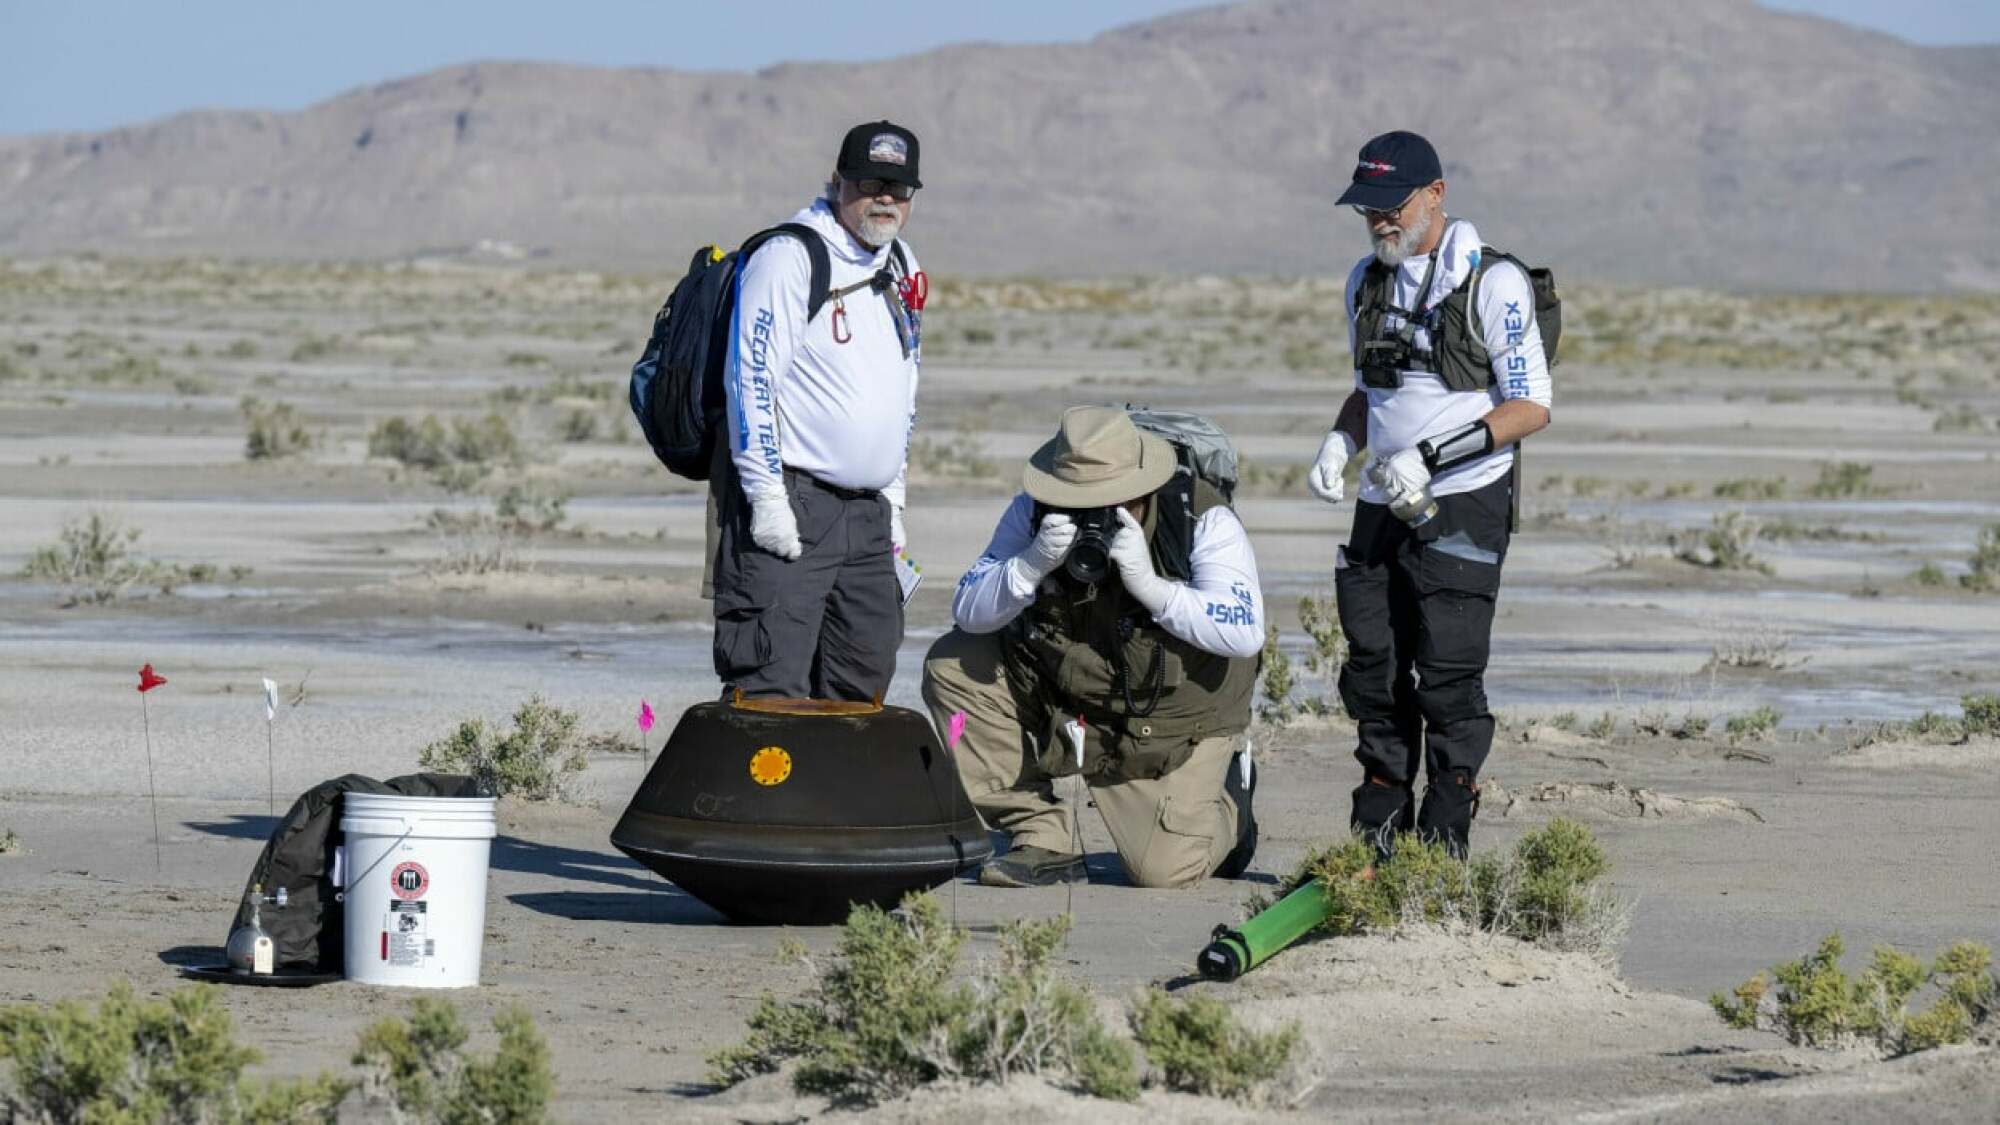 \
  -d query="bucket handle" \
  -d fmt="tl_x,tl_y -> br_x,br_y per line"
336,823 -> 416,900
